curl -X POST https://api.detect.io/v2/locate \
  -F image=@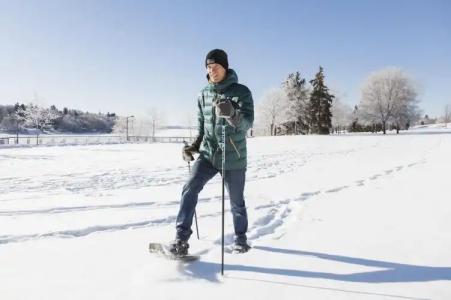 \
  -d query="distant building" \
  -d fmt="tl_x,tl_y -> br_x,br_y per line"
418,115 -> 437,126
